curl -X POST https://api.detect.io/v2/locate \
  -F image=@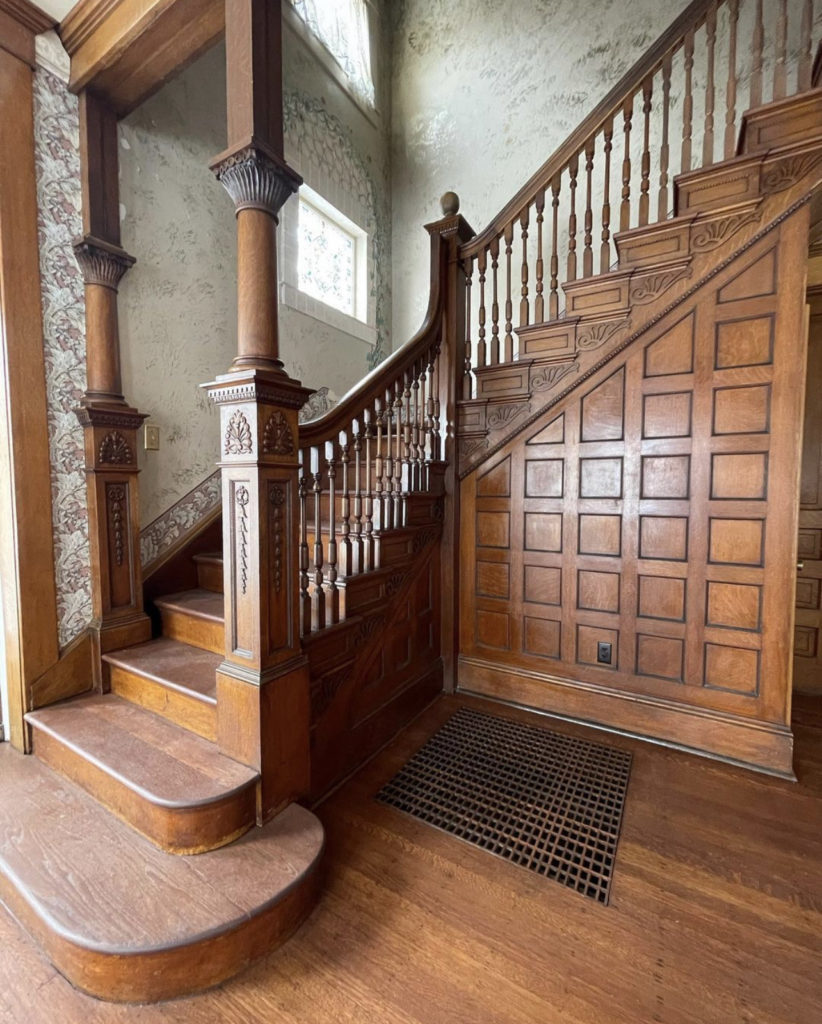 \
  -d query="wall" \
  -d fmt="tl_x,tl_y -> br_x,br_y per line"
458,213 -> 808,777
